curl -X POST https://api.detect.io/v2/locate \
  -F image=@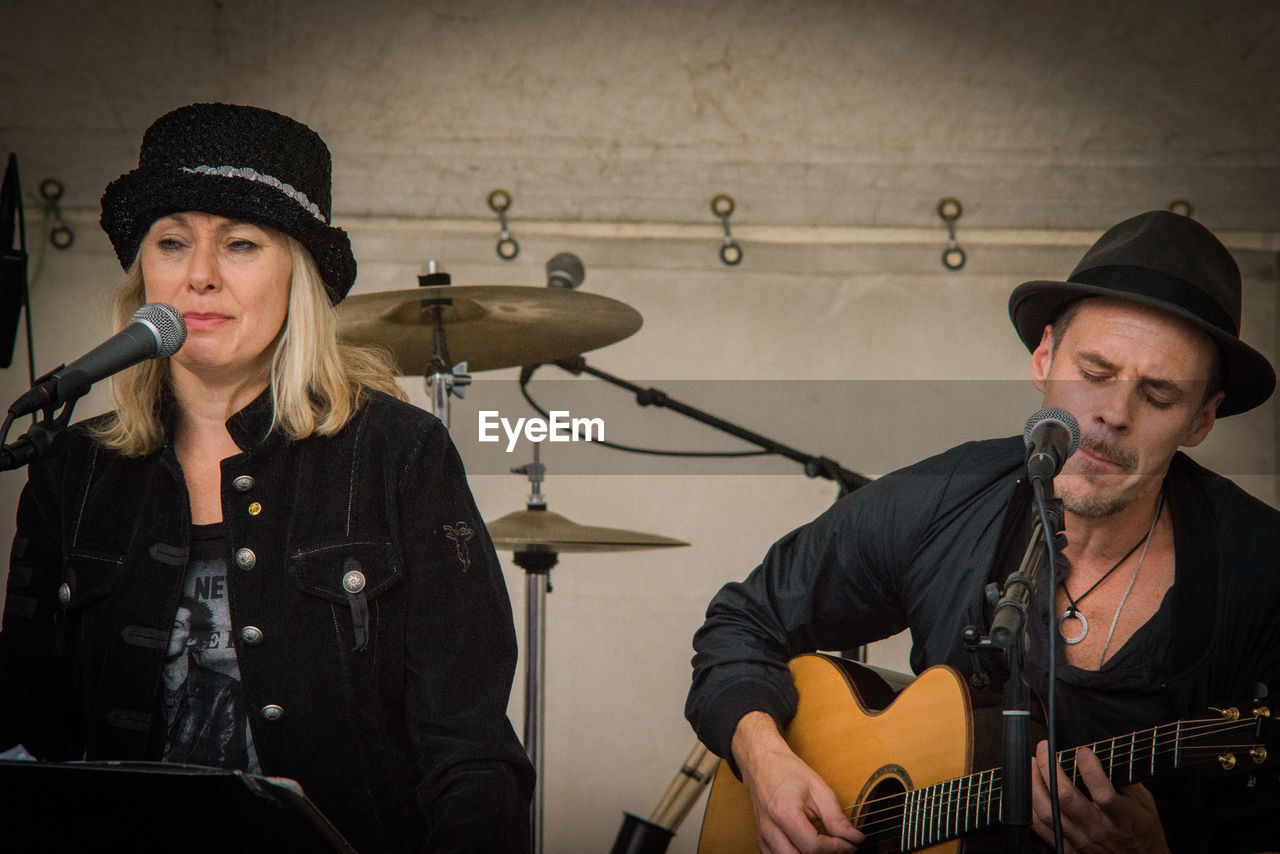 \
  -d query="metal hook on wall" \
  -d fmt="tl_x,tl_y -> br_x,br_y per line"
711,194 -> 742,266
937,197 -> 965,271
39,178 -> 74,249
487,189 -> 519,260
